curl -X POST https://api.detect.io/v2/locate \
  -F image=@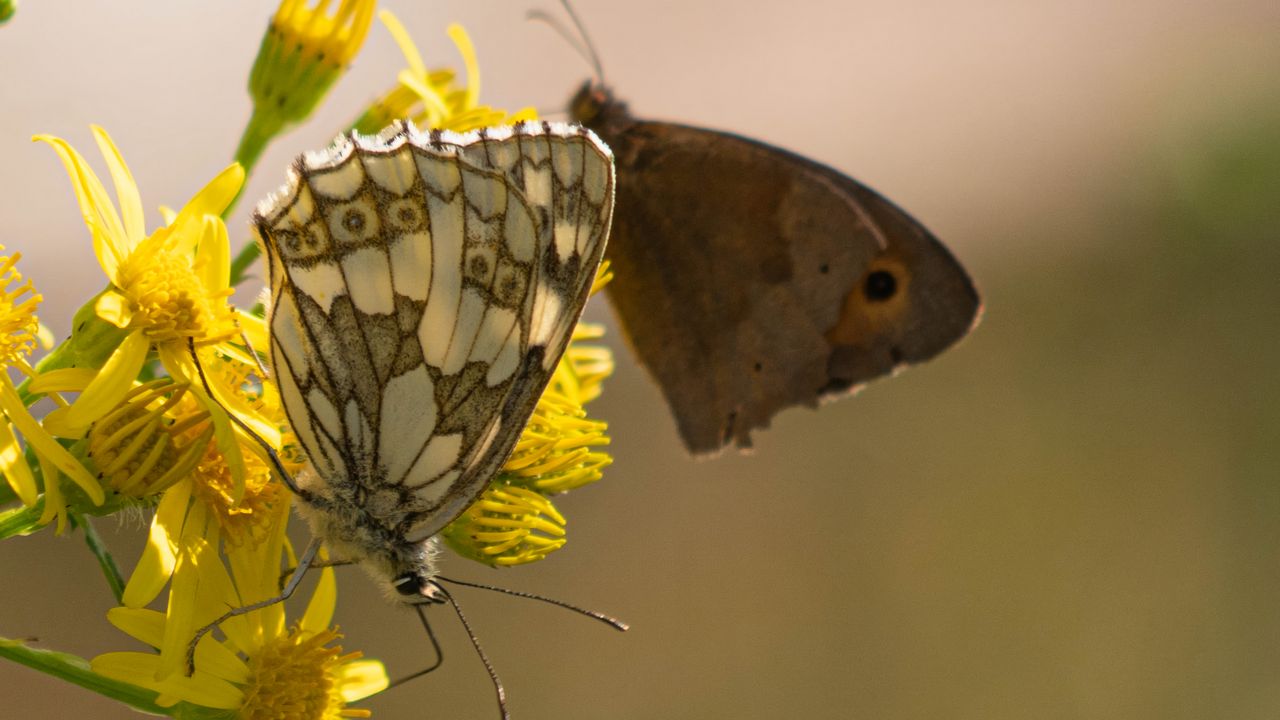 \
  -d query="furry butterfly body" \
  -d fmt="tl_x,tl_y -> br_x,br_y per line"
570,84 -> 980,454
